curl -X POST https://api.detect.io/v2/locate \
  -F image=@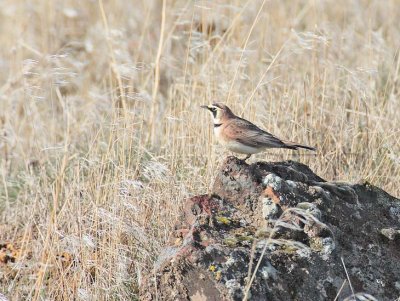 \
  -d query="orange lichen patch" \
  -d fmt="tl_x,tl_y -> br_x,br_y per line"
0,243 -> 21,264
175,228 -> 190,238
174,237 -> 183,247
263,186 -> 280,204
170,228 -> 190,246
56,252 -> 75,269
